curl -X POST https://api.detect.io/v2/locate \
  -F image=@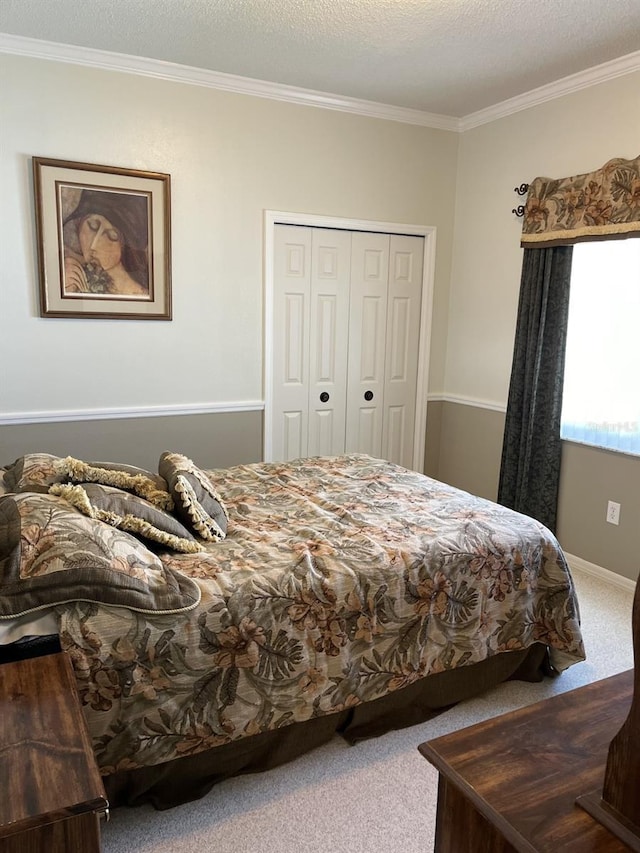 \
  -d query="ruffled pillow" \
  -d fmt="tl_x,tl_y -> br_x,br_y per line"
50,483 -> 201,554
59,456 -> 174,511
158,452 -> 228,541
